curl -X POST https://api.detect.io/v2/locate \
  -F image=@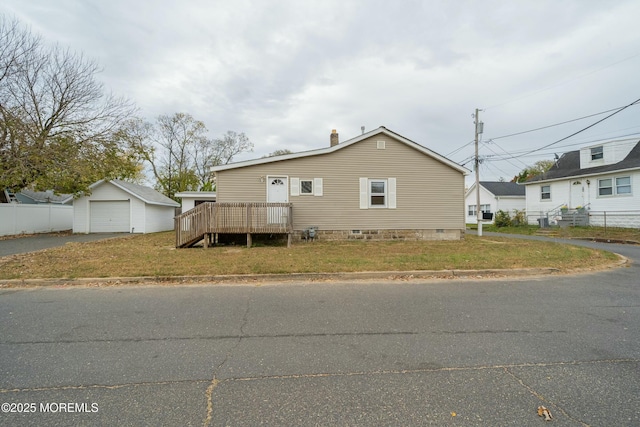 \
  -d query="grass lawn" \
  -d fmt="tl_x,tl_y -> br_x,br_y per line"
468,223 -> 640,241
0,232 -> 620,280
